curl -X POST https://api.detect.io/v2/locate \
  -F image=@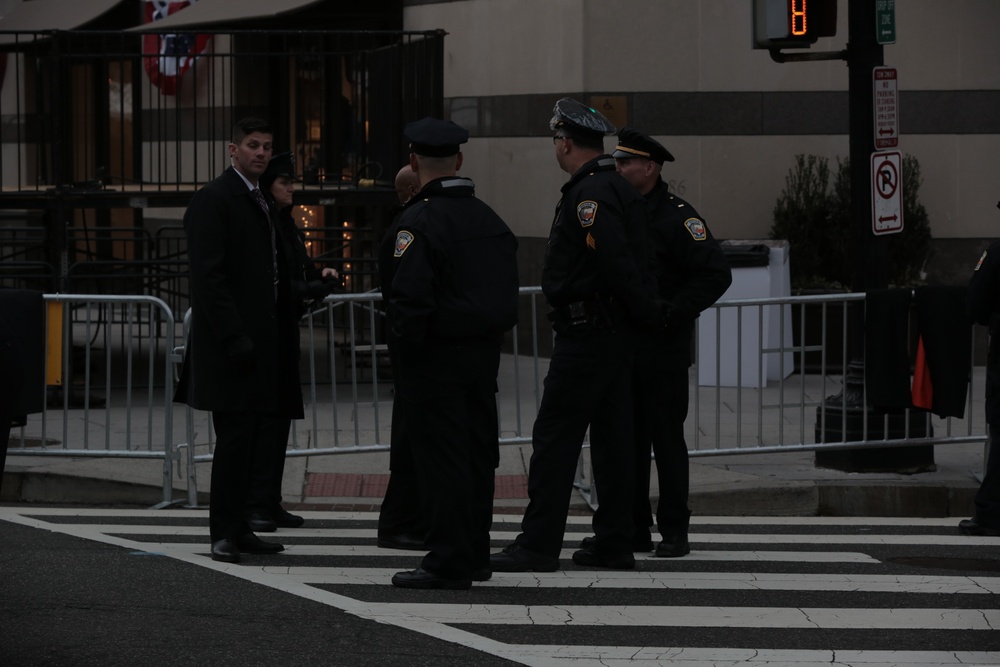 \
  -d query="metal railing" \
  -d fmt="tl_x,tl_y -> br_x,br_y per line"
7,294 -> 179,507
9,288 -> 988,507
